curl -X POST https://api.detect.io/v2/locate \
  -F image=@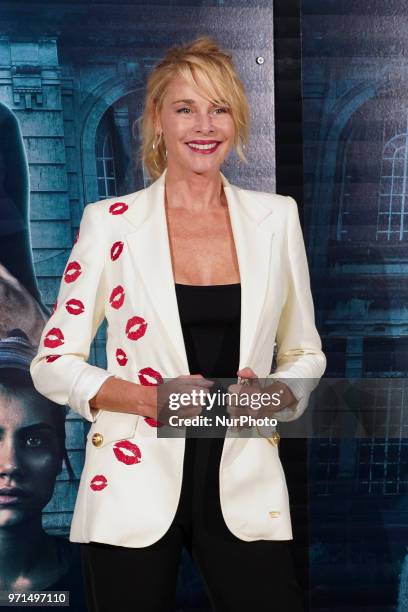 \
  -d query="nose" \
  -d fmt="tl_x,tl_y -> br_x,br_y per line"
0,438 -> 20,478
194,110 -> 215,134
